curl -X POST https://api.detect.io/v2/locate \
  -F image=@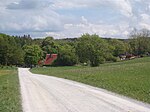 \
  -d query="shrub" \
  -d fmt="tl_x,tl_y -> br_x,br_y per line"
53,44 -> 78,66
